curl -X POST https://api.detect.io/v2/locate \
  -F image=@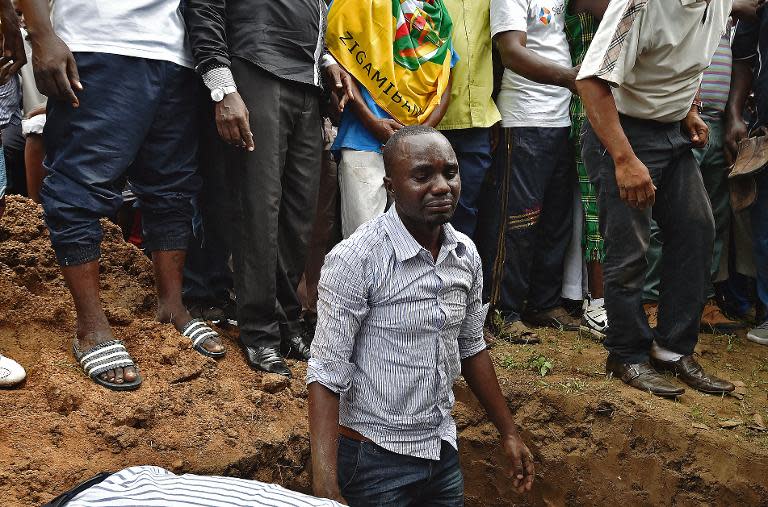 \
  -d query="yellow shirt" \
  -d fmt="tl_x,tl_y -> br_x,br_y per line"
437,0 -> 501,131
